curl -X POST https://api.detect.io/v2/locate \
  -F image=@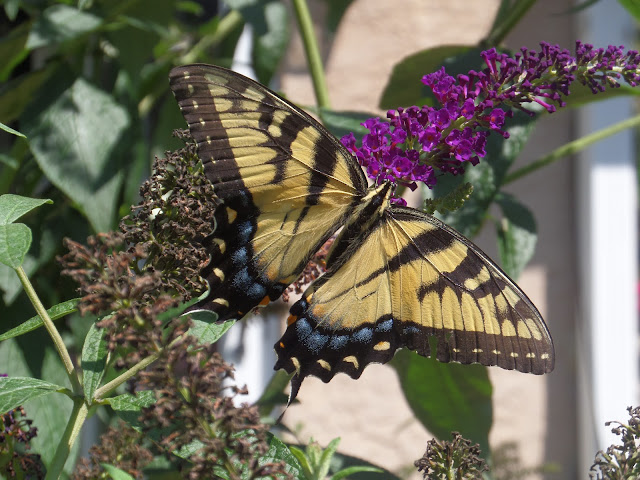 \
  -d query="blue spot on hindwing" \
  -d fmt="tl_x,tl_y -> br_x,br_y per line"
247,282 -> 266,299
231,247 -> 248,265
232,267 -> 252,289
329,335 -> 349,350
295,318 -> 312,339
403,326 -> 420,336
353,327 -> 373,343
375,318 -> 393,332
304,331 -> 329,354
236,221 -> 254,243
